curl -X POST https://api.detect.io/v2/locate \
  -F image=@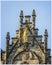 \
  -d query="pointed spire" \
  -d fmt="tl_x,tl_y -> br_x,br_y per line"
32,9 -> 36,29
6,32 -> 10,40
20,10 -> 23,17
32,9 -> 36,16
6,32 -> 10,62
44,29 -> 48,62
44,29 -> 48,37
44,29 -> 48,52
19,10 -> 24,28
